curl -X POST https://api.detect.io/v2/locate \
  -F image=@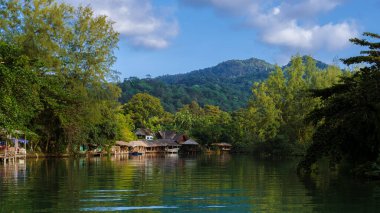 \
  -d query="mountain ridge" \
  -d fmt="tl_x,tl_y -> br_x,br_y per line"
119,56 -> 329,112
157,57 -> 274,85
